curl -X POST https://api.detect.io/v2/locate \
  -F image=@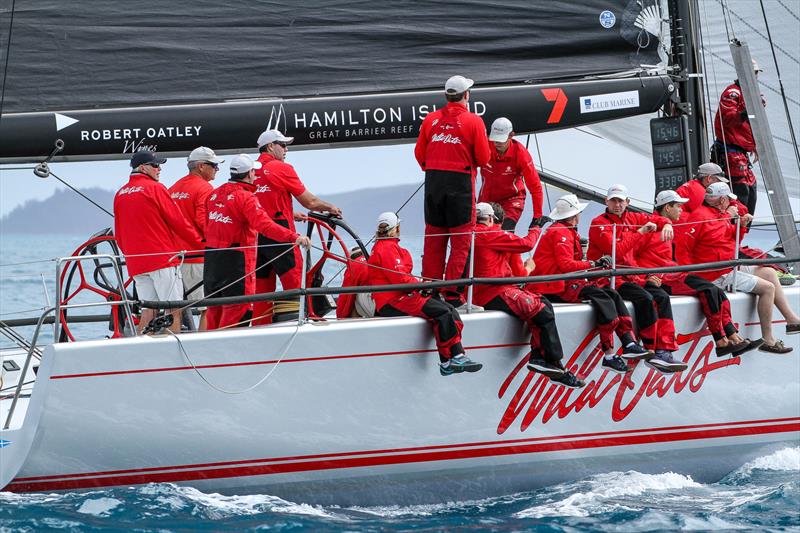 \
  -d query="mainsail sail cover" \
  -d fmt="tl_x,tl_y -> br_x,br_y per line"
0,0 -> 670,161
